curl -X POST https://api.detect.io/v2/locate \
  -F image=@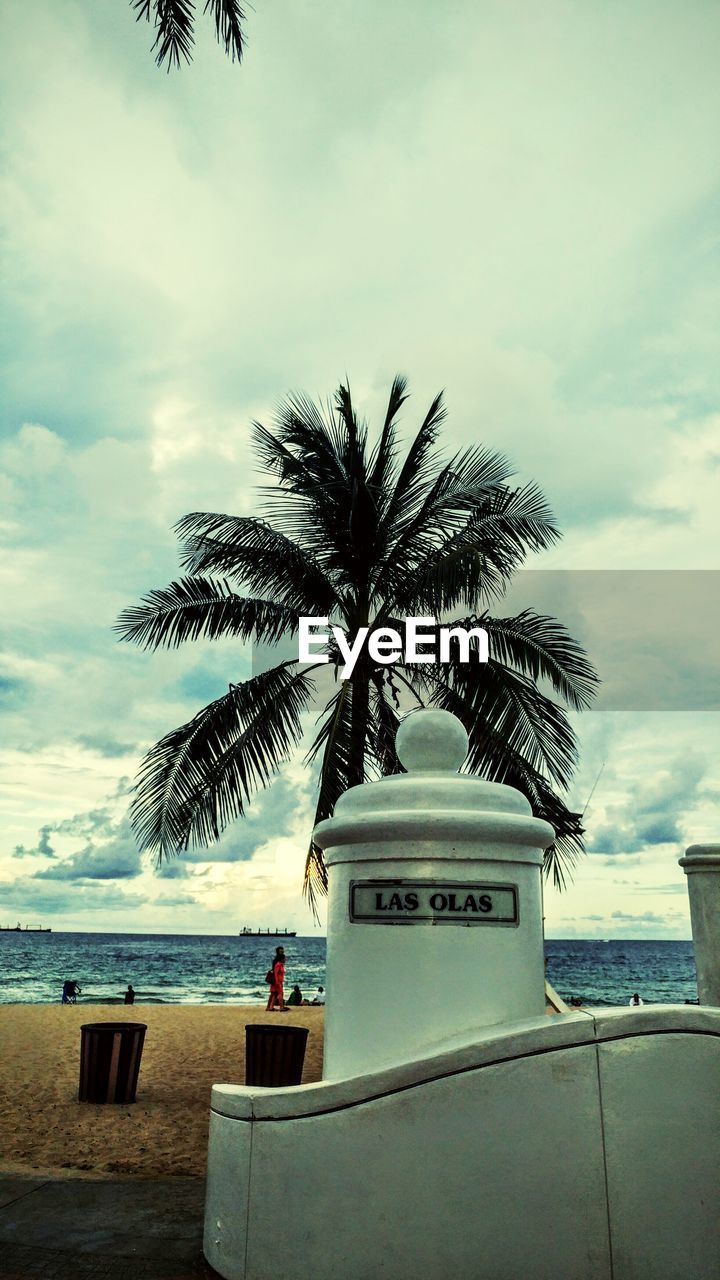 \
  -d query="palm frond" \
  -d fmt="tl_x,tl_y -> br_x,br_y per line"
385,543 -> 491,619
133,0 -> 195,70
367,374 -> 408,496
303,684 -> 354,915
331,382 -> 380,576
133,0 -> 247,69
374,443 -> 518,603
256,483 -> 350,572
377,390 -> 447,543
114,578 -> 297,649
252,414 -> 354,572
302,672 -> 406,915
174,512 -> 341,613
130,663 -> 317,861
446,657 -> 579,789
334,381 -> 368,468
392,442 -> 512,542
369,673 -> 403,775
377,480 -> 560,622
427,677 -> 584,889
481,610 -> 599,711
256,394 -> 349,491
458,482 -> 559,573
254,395 -> 383,591
203,0 -> 245,62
